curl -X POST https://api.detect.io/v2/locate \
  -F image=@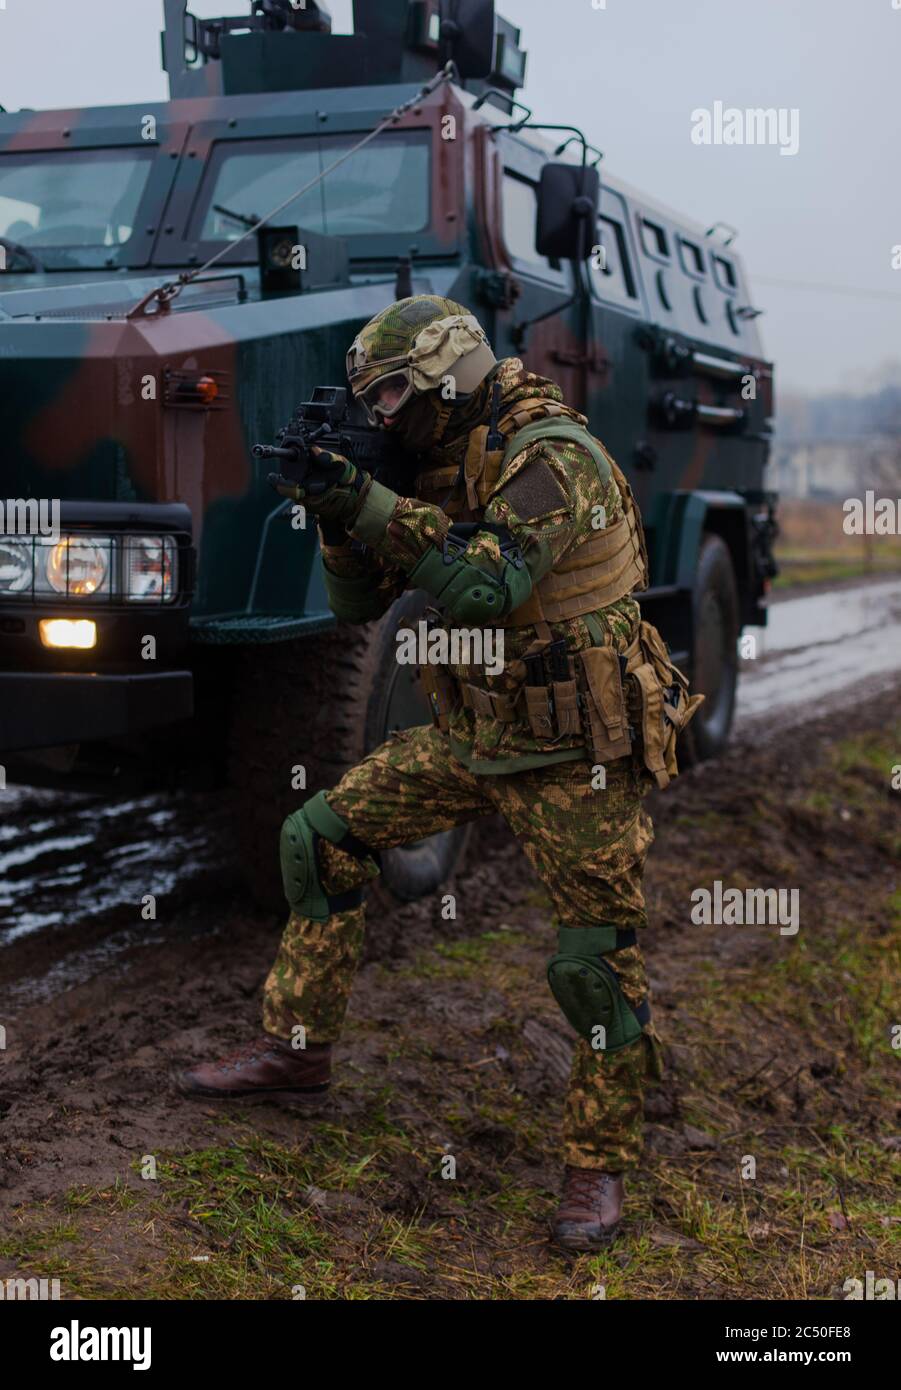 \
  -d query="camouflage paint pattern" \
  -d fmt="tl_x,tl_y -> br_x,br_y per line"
263,722 -> 661,1169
